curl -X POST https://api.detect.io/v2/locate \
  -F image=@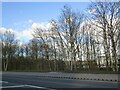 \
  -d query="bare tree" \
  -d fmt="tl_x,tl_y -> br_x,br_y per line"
0,30 -> 15,71
51,5 -> 84,71
88,2 -> 120,71
33,27 -> 52,71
